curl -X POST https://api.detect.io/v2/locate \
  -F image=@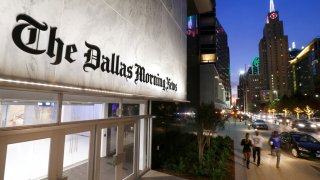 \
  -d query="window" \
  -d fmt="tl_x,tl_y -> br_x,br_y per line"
61,94 -> 107,122
0,89 -> 58,127
5,138 -> 51,179
201,54 -> 216,63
